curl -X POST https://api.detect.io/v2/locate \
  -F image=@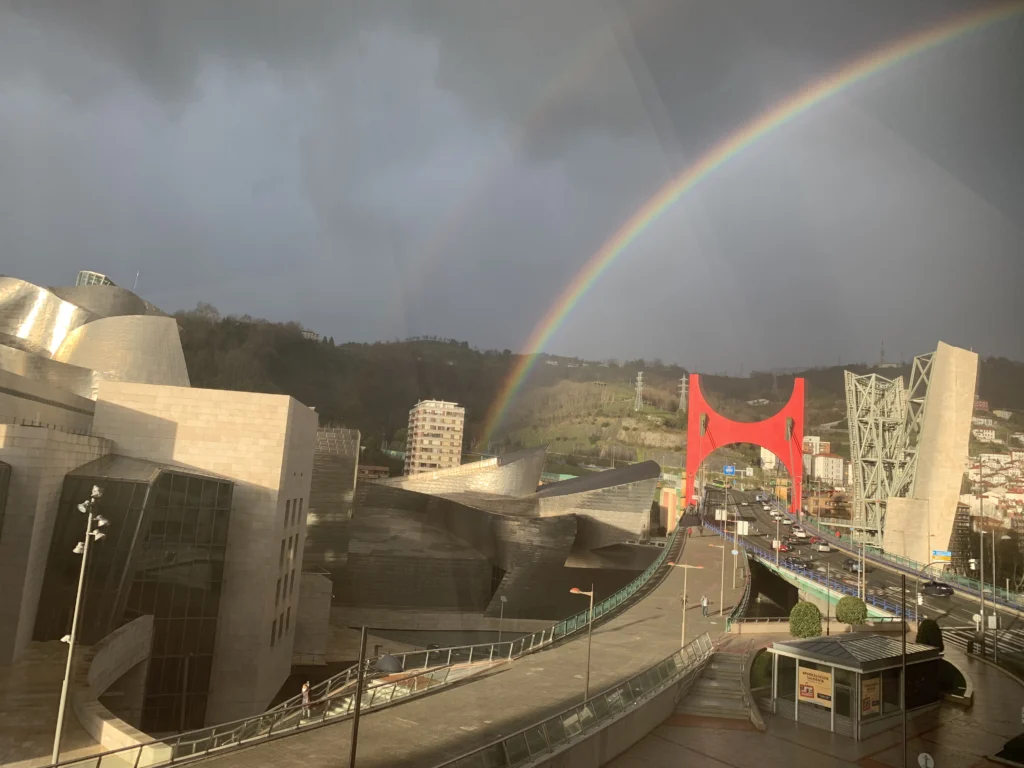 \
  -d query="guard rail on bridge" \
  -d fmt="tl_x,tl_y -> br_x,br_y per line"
48,527 -> 686,768
703,520 -> 906,617
434,633 -> 715,768
765,500 -> 1024,613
